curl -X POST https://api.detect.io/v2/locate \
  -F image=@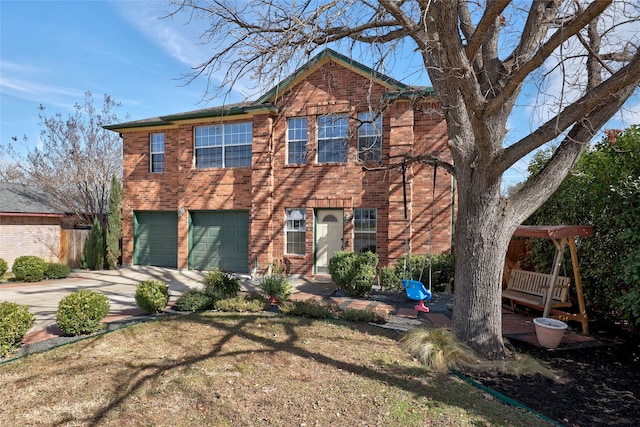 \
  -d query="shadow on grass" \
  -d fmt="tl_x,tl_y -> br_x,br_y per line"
3,312 -> 545,426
